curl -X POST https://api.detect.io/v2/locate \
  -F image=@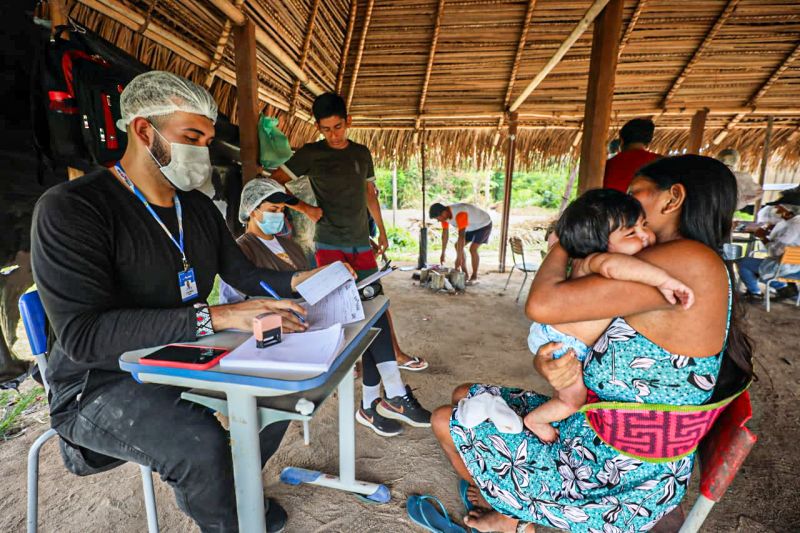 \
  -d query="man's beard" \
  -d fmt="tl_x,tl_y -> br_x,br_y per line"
149,133 -> 171,168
